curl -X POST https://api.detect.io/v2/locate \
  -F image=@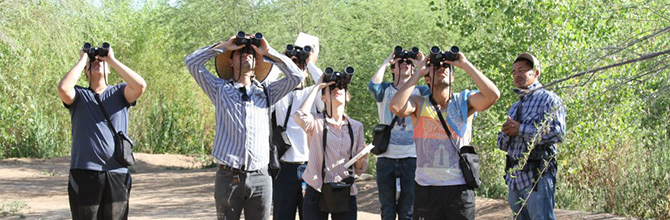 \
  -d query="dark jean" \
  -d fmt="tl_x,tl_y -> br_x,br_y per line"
508,173 -> 556,220
215,166 -> 272,220
413,183 -> 475,220
68,169 -> 132,220
272,162 -> 307,220
302,185 -> 357,220
376,157 -> 416,220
